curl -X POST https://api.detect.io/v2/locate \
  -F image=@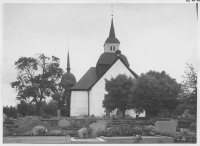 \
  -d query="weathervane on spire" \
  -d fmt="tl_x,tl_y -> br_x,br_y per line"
111,3 -> 113,17
67,34 -> 71,72
67,34 -> 69,52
